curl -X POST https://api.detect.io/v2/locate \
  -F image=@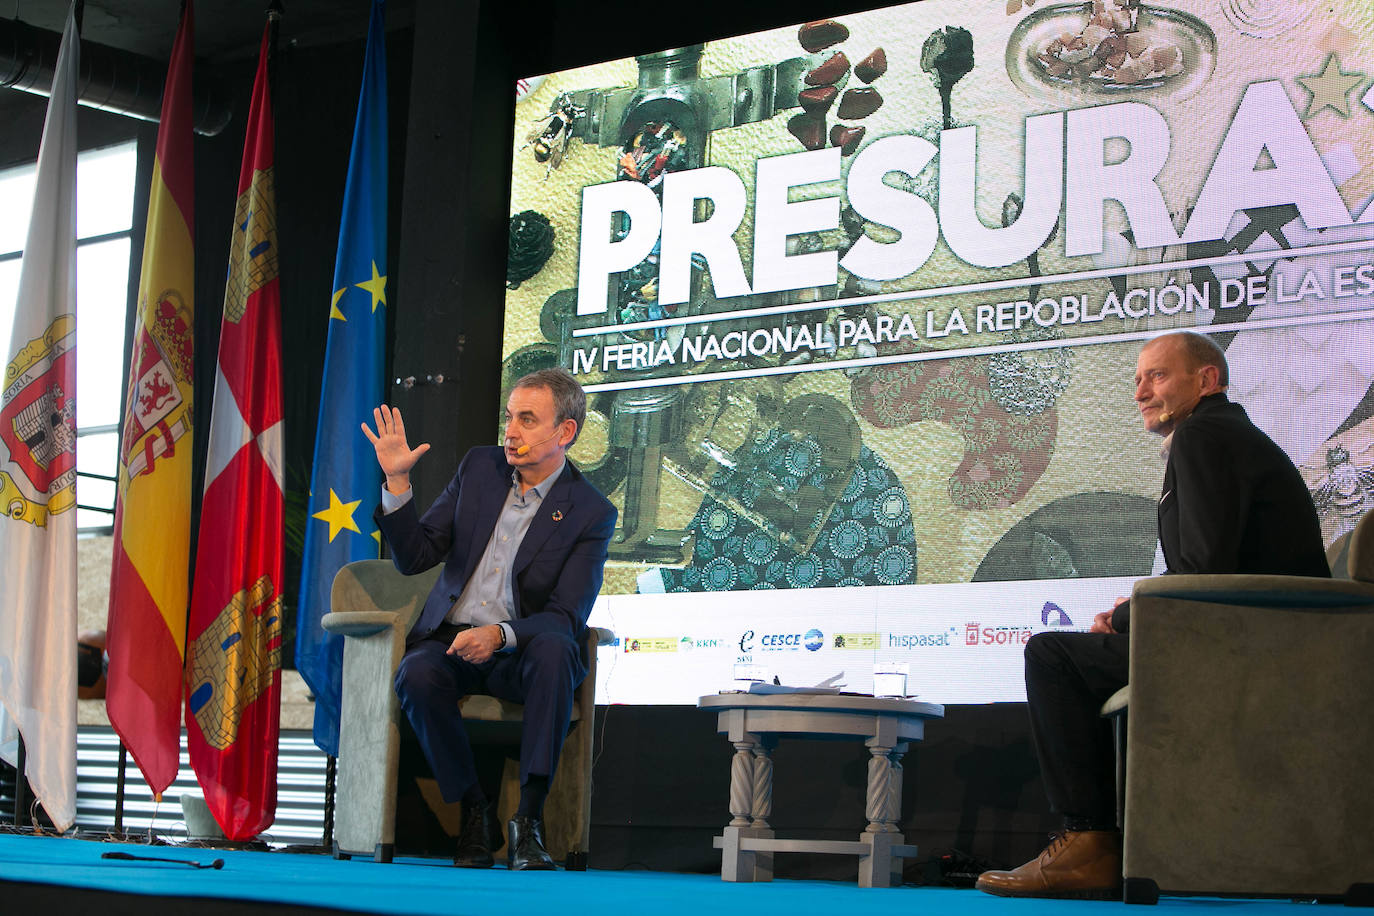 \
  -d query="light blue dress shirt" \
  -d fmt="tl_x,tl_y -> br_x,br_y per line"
381,457 -> 565,651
